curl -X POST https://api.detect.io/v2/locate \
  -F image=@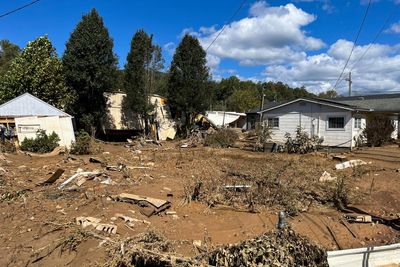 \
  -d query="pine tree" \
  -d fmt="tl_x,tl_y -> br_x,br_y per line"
0,40 -> 20,77
0,36 -> 73,108
62,8 -> 117,134
167,34 -> 210,132
124,29 -> 163,134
